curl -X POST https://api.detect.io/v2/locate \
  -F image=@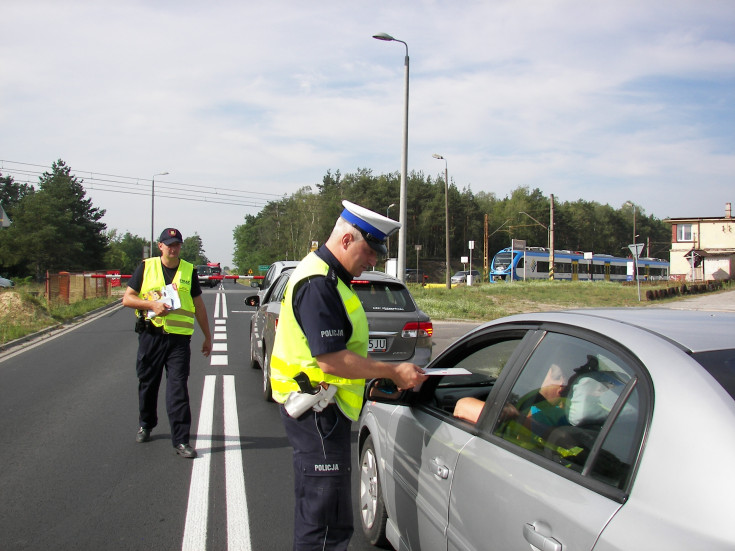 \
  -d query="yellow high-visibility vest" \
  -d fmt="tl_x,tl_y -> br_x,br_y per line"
270,253 -> 368,421
138,258 -> 196,335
